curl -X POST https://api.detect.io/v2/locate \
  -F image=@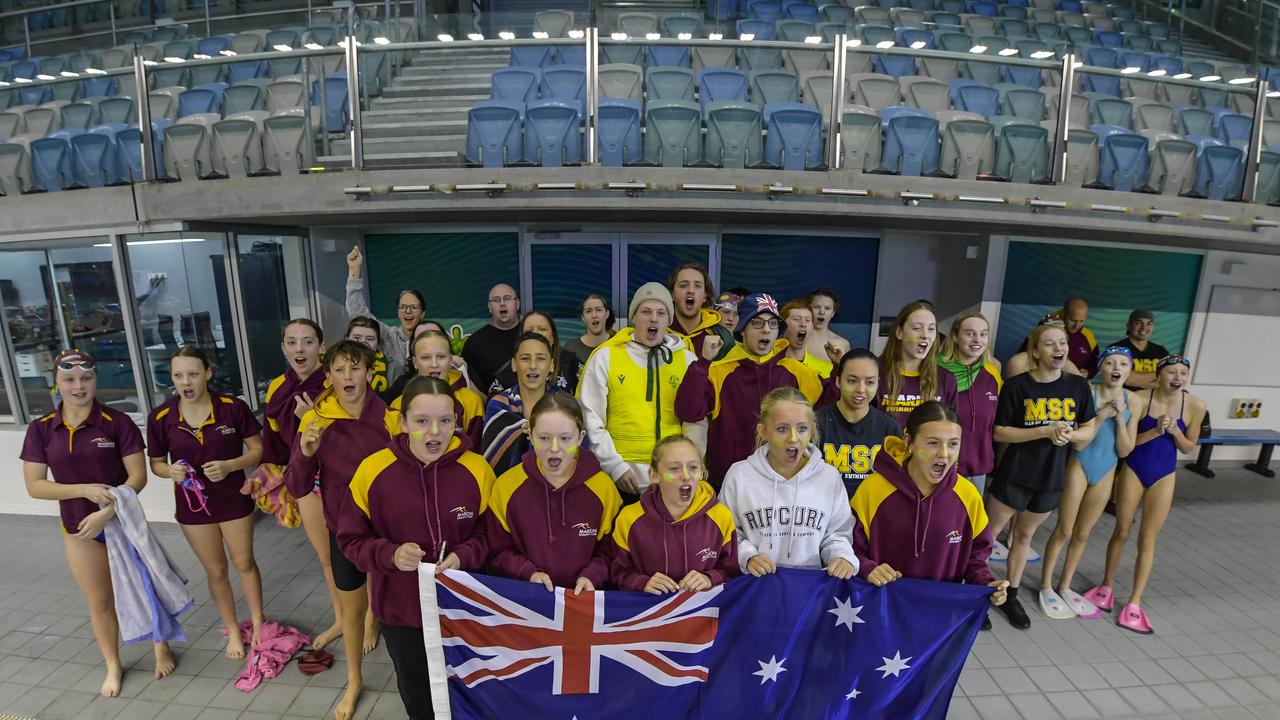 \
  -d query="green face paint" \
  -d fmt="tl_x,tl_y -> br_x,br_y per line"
410,430 -> 425,441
